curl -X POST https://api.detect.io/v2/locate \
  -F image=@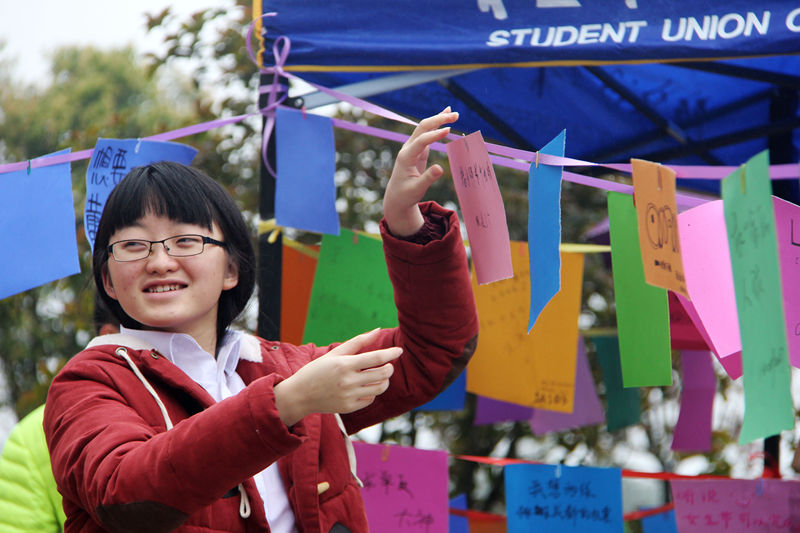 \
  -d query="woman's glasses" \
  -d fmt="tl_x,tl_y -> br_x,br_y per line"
107,234 -> 226,262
